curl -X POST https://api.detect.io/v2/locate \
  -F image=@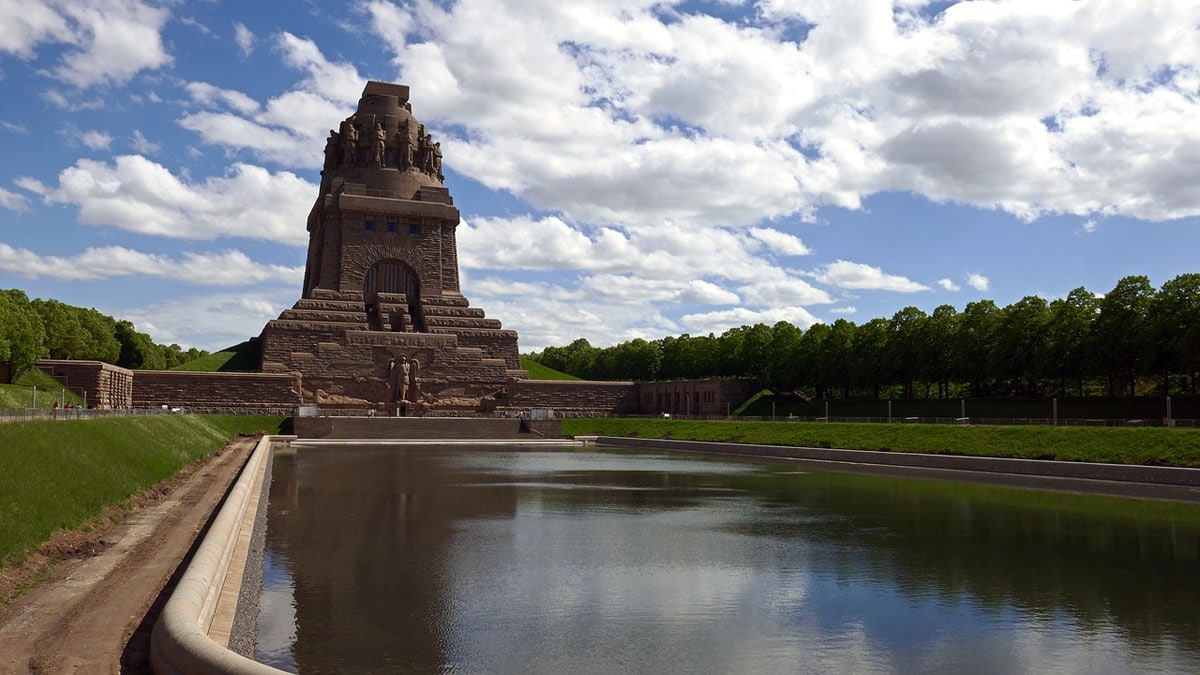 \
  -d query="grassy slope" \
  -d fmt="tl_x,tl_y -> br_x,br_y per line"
0,369 -> 84,409
562,418 -> 1200,468
172,339 -> 260,372
0,414 -> 284,567
521,356 -> 580,380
